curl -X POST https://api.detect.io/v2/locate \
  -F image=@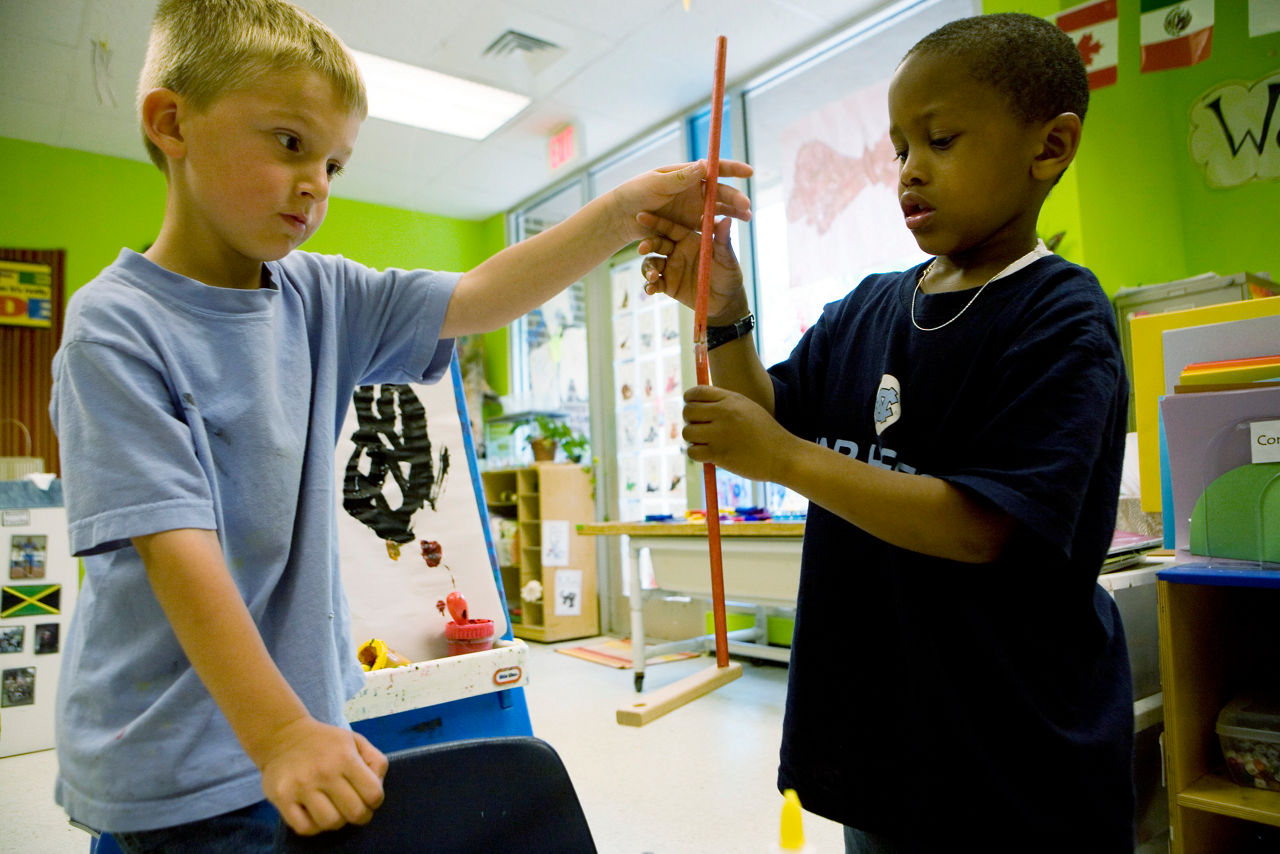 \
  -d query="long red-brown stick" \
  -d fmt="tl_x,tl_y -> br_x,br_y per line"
694,36 -> 729,669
